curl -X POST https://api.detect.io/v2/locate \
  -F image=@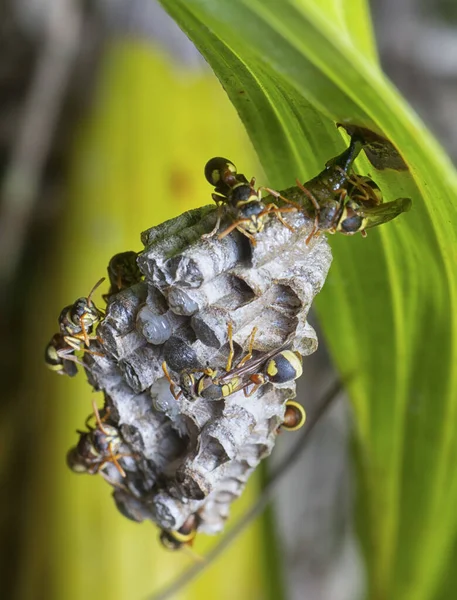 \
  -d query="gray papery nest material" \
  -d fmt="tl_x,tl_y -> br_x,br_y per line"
78,201 -> 332,535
